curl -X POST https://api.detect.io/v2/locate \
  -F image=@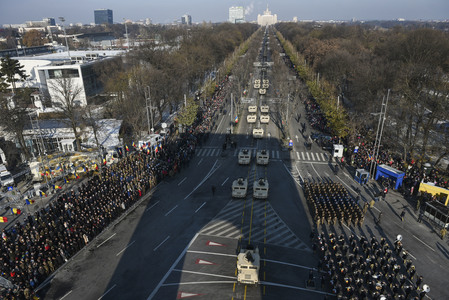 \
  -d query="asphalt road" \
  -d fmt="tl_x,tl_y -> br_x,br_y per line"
36,31 -> 449,300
